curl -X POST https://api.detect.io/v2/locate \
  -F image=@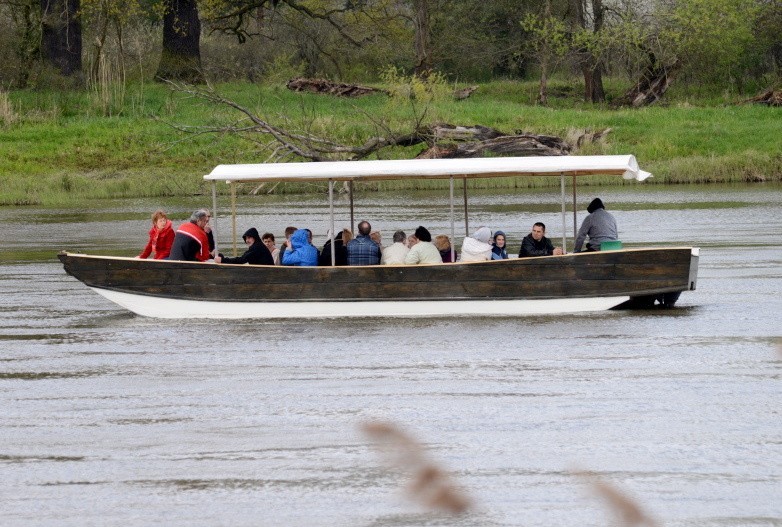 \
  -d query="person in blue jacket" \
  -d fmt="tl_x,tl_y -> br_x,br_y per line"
281,228 -> 318,266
